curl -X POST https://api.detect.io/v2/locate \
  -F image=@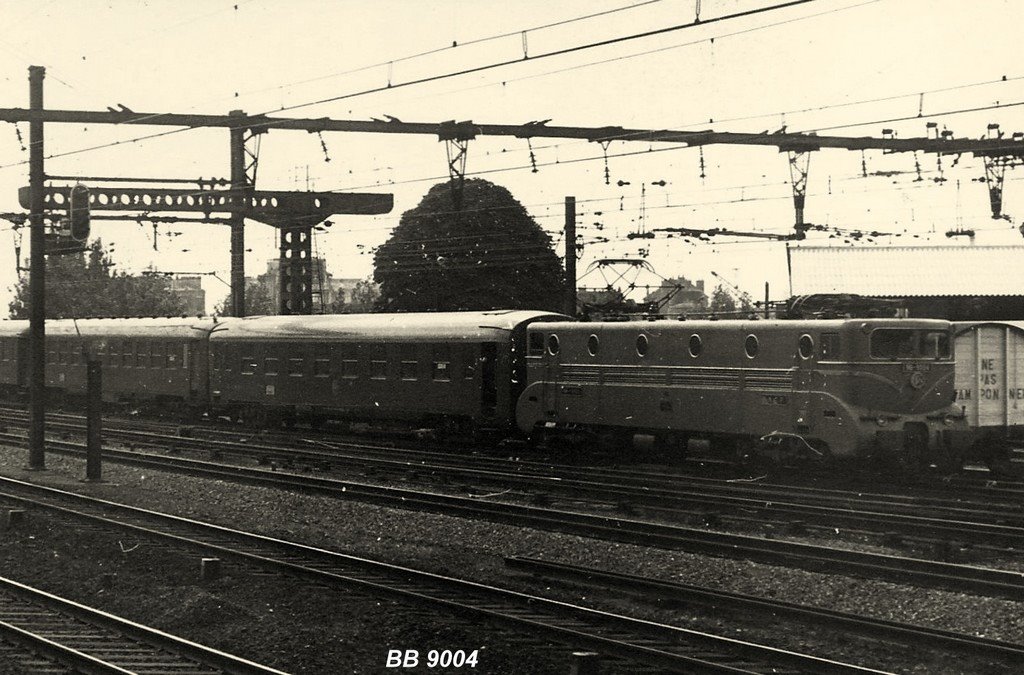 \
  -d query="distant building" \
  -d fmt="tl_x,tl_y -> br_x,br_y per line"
662,277 -> 707,314
169,276 -> 206,315
642,276 -> 707,315
248,258 -> 362,313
